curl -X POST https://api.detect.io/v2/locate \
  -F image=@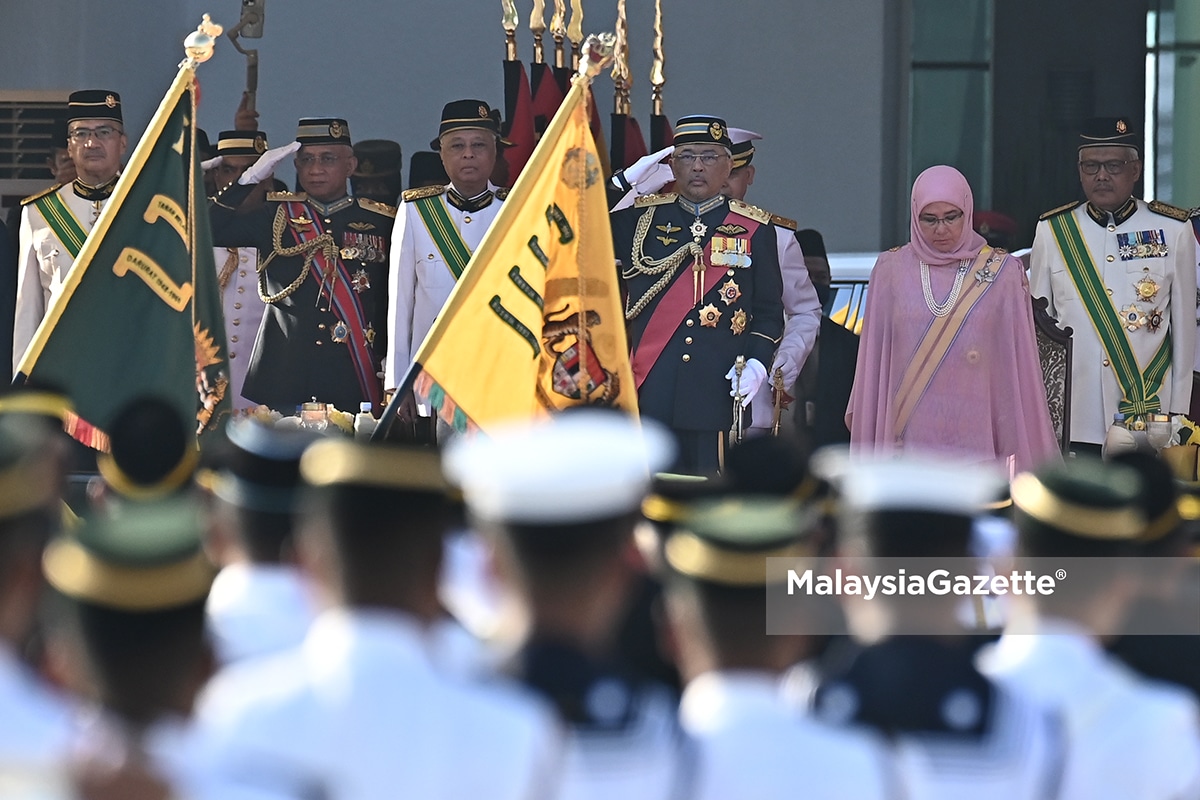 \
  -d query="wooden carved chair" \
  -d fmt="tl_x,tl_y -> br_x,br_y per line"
1032,295 -> 1073,454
